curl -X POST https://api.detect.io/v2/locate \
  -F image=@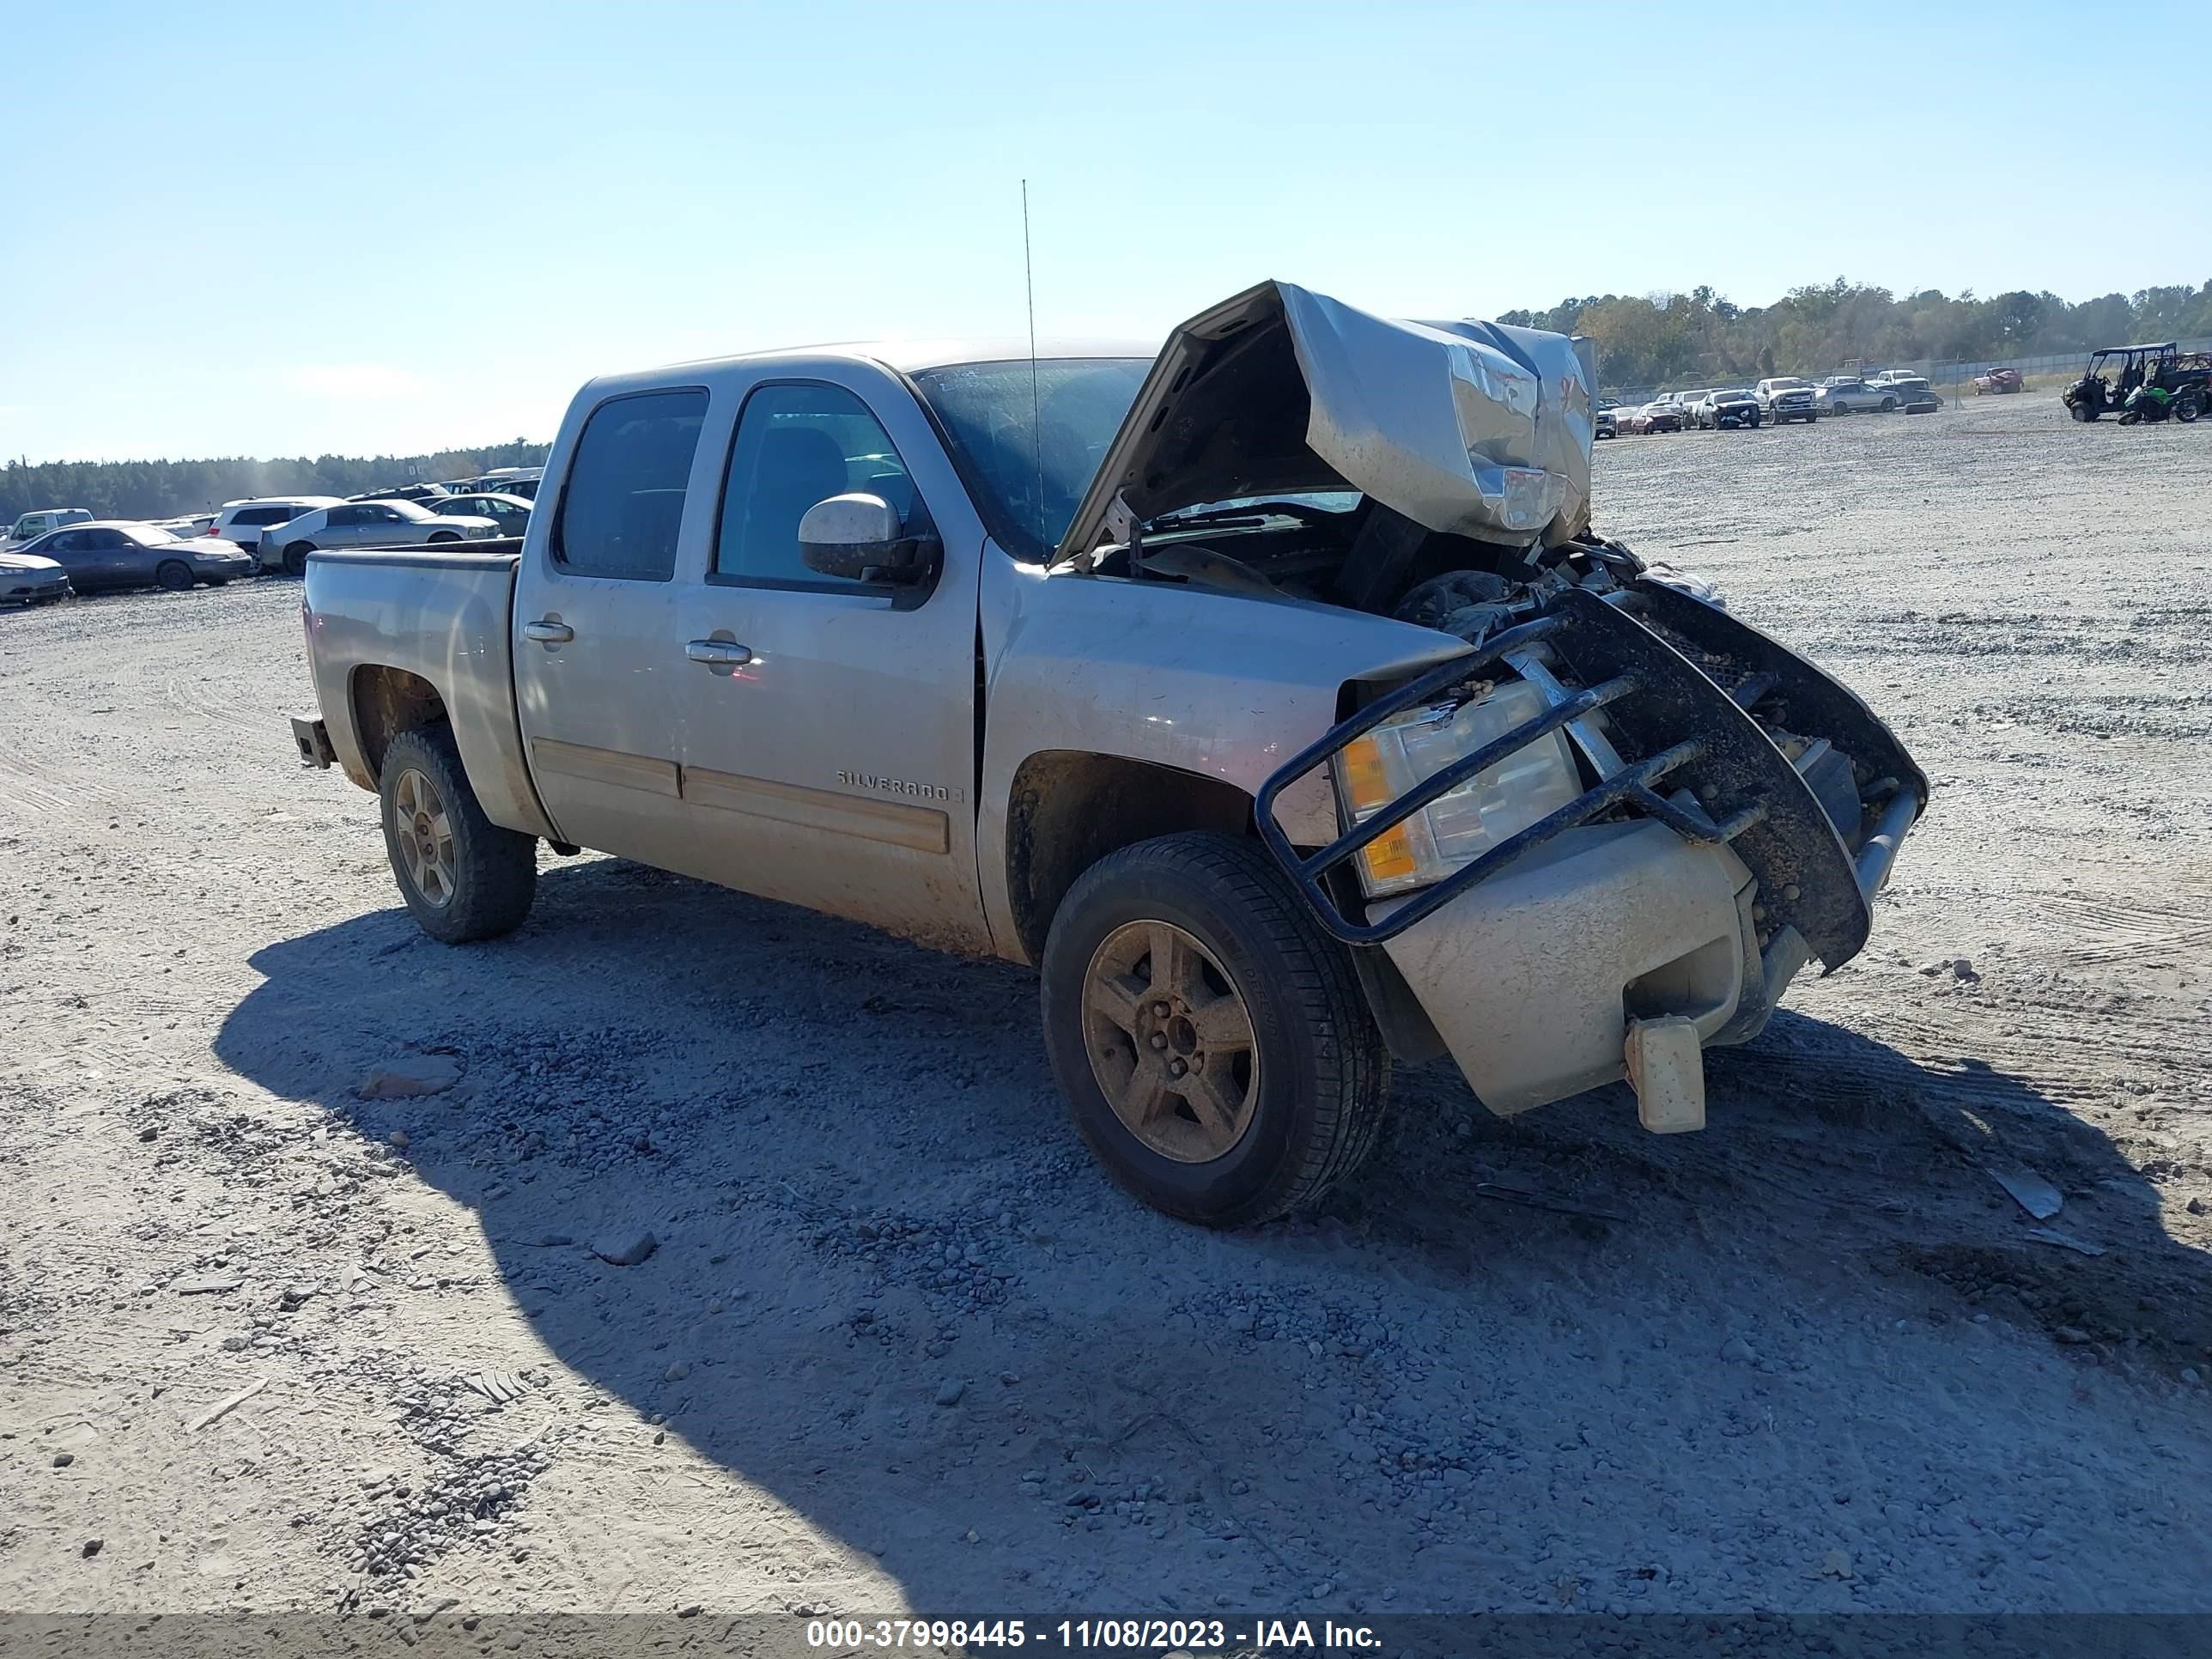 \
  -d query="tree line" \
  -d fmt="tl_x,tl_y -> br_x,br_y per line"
1,440 -> 551,527
11,277 -> 2212,521
1498,278 -> 2212,392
